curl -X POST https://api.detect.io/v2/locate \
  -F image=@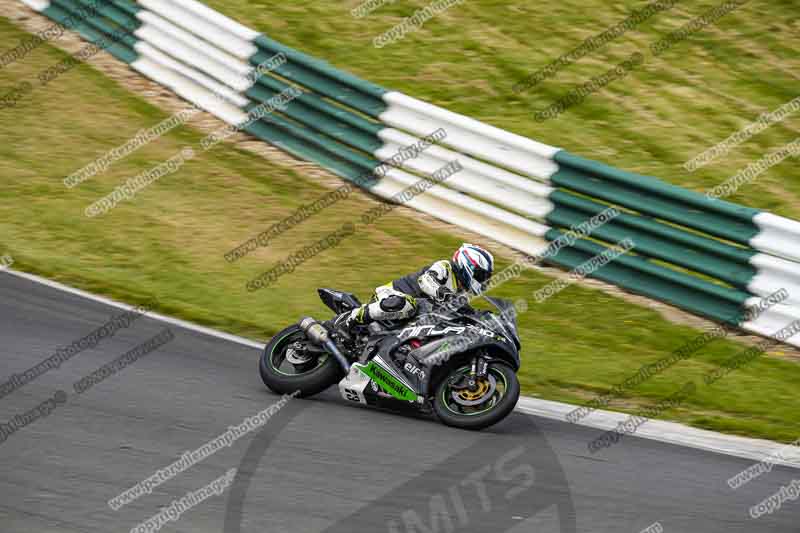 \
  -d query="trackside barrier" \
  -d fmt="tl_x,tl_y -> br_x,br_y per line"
20,0 -> 800,346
